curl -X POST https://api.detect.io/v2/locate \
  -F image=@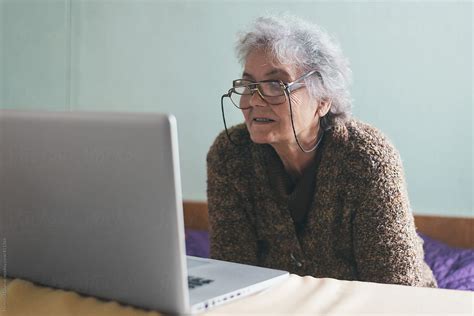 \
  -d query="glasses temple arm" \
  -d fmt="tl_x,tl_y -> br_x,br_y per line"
286,70 -> 323,91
